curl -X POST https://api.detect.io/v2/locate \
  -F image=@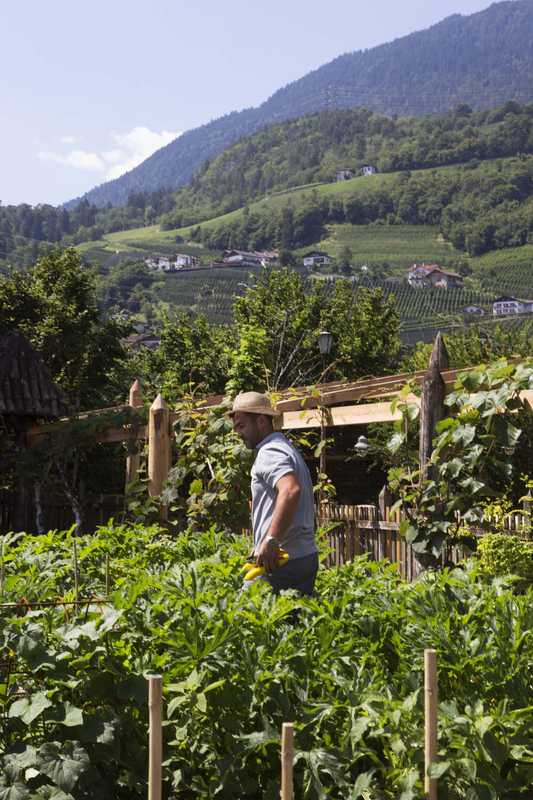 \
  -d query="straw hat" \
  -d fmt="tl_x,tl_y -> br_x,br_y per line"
228,391 -> 278,418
